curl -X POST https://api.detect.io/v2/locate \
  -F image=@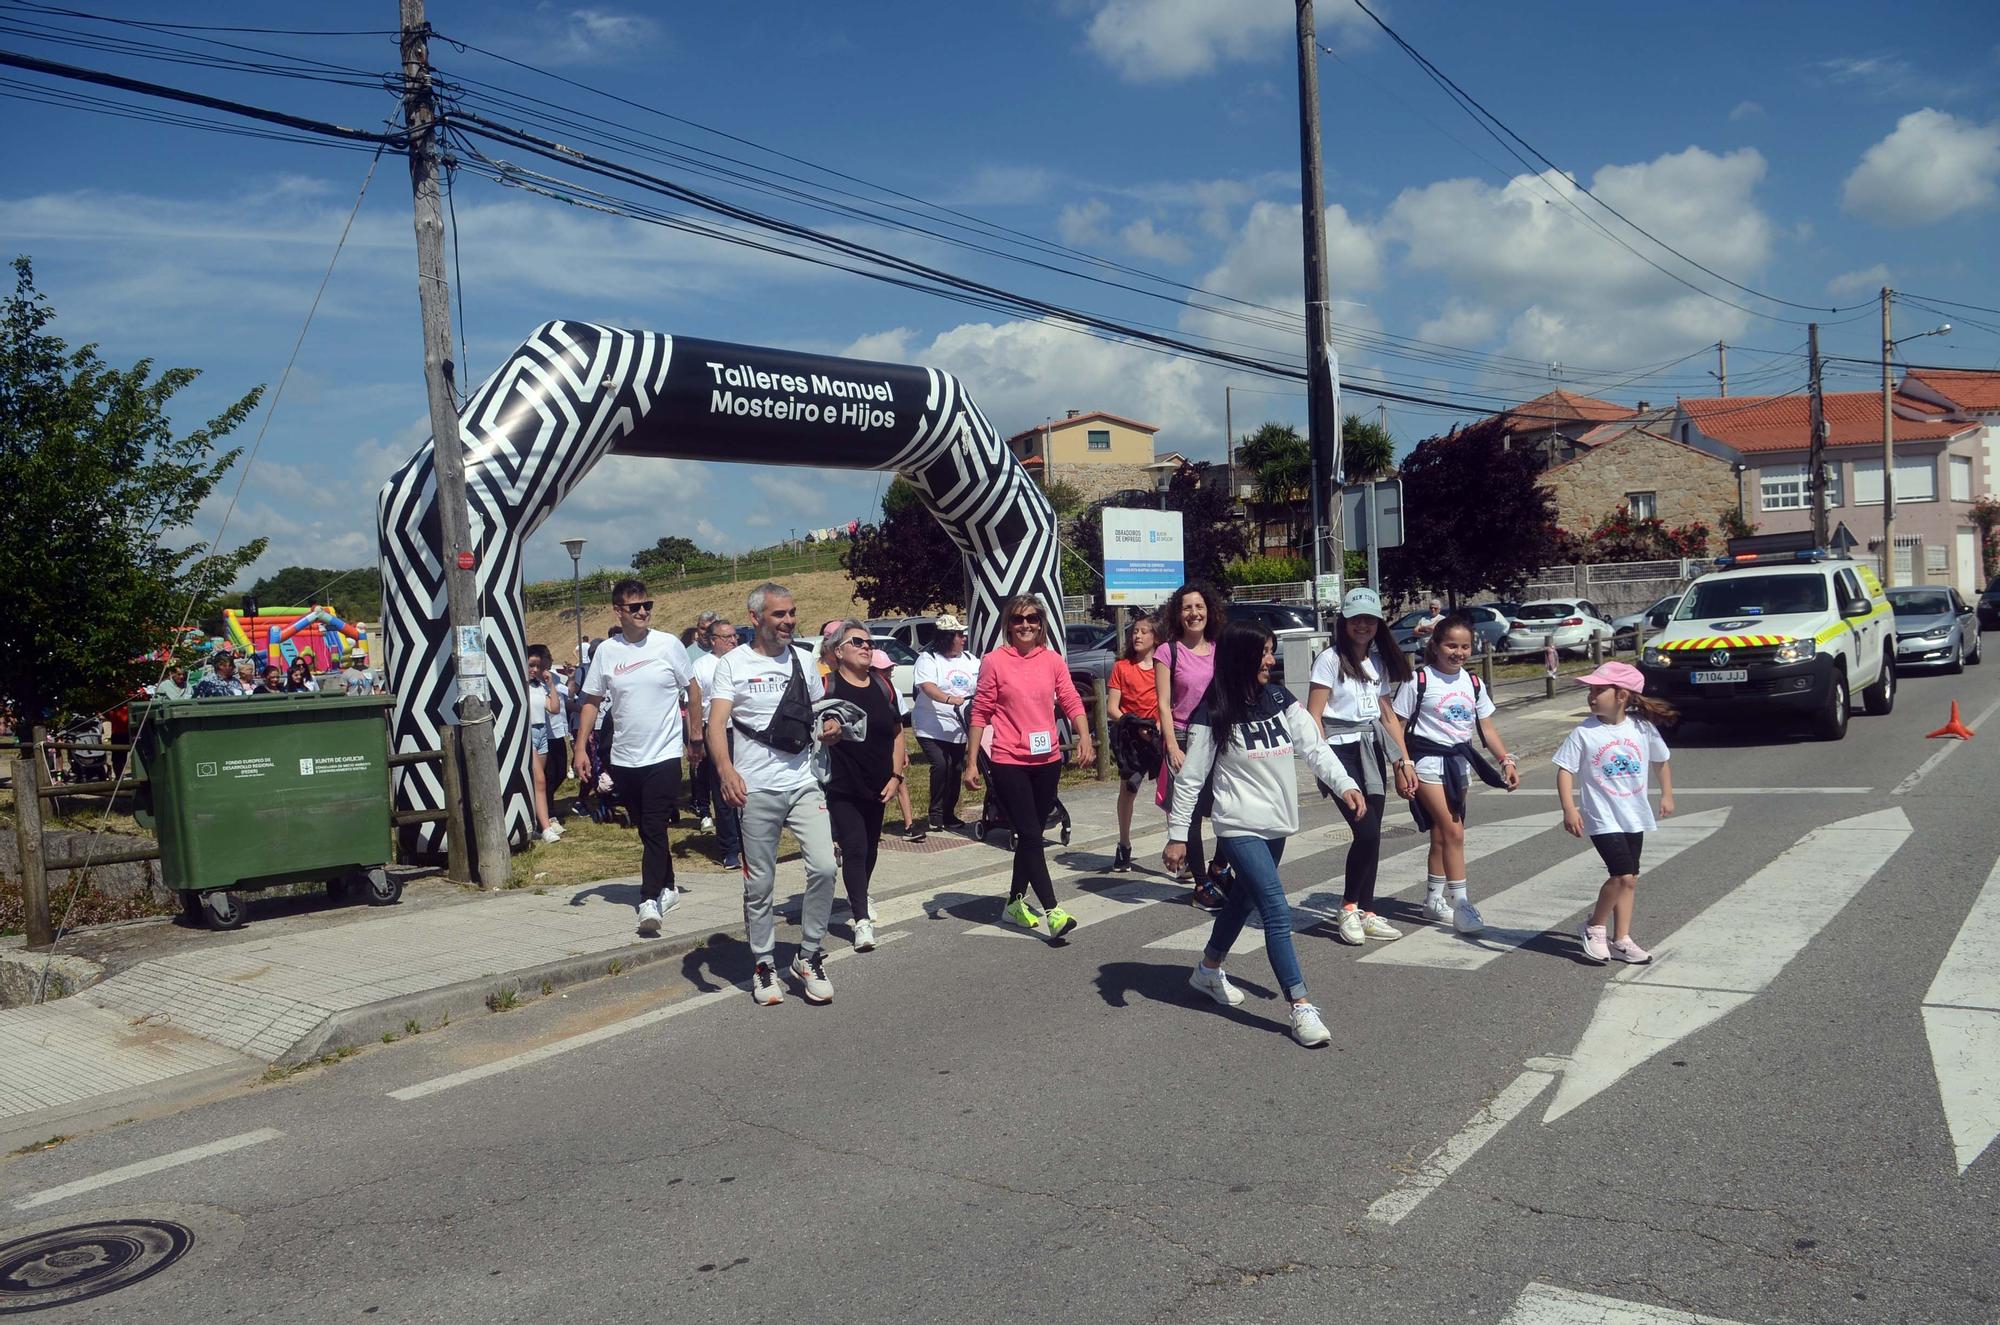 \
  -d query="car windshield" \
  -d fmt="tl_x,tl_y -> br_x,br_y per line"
1677,574 -> 1827,618
1063,624 -> 1108,652
1513,603 -> 1575,621
1888,589 -> 1953,617
870,638 -> 917,664
1391,610 -> 1428,629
